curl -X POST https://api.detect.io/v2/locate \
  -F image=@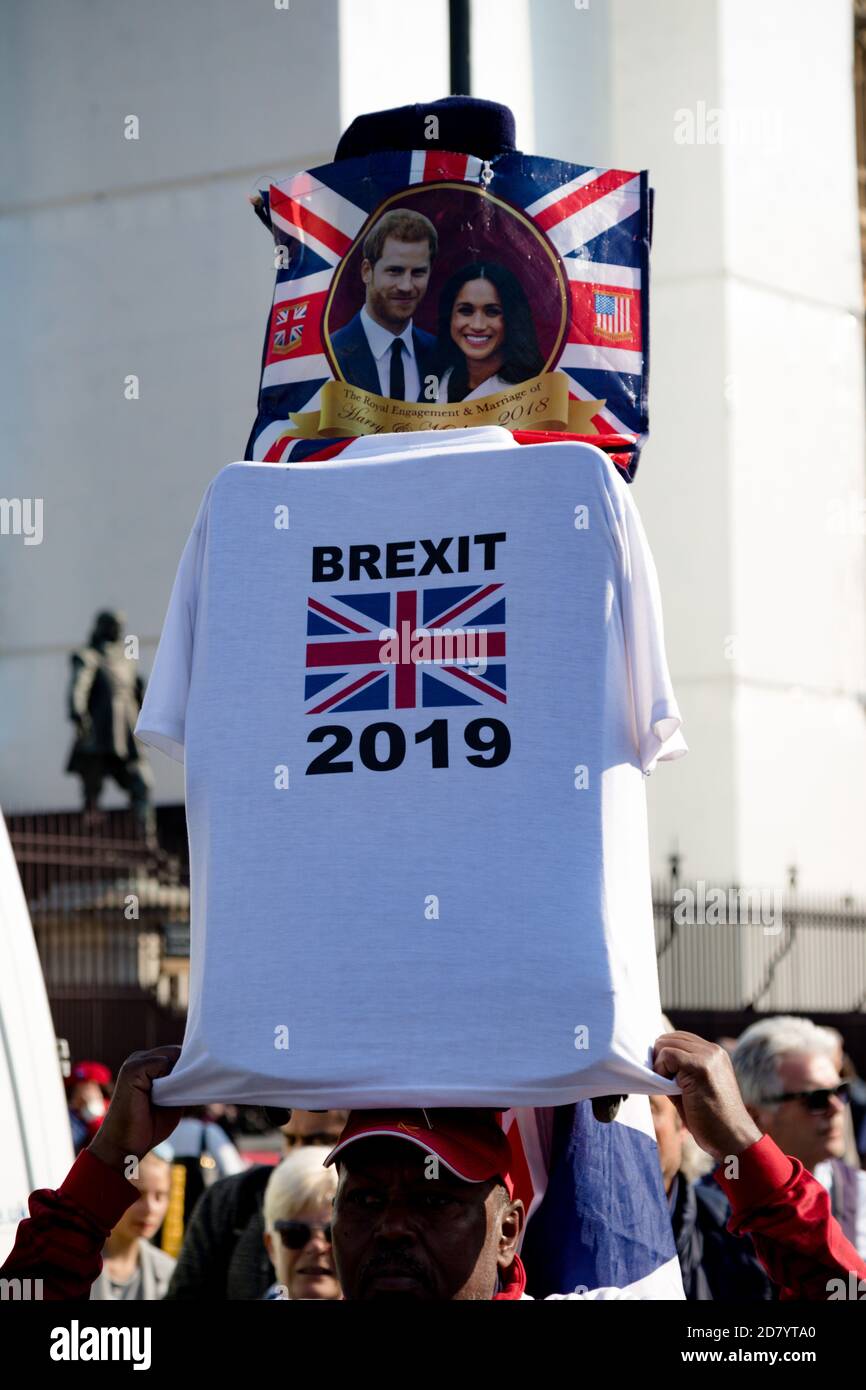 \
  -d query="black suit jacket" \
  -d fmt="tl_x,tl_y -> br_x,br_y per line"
330,310 -> 436,399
